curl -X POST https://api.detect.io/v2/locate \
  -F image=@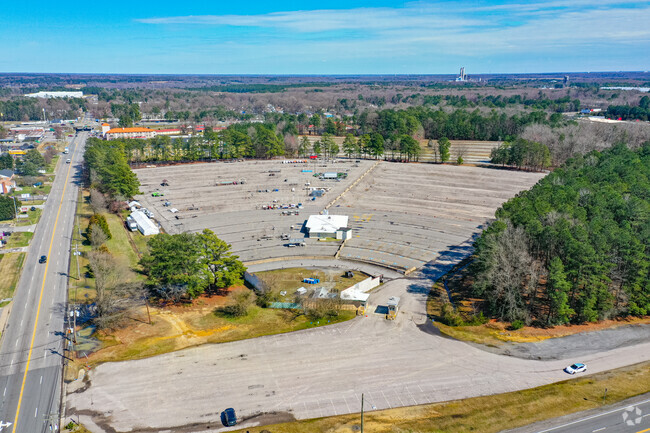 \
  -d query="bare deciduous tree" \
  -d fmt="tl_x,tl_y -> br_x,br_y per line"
89,188 -> 108,213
